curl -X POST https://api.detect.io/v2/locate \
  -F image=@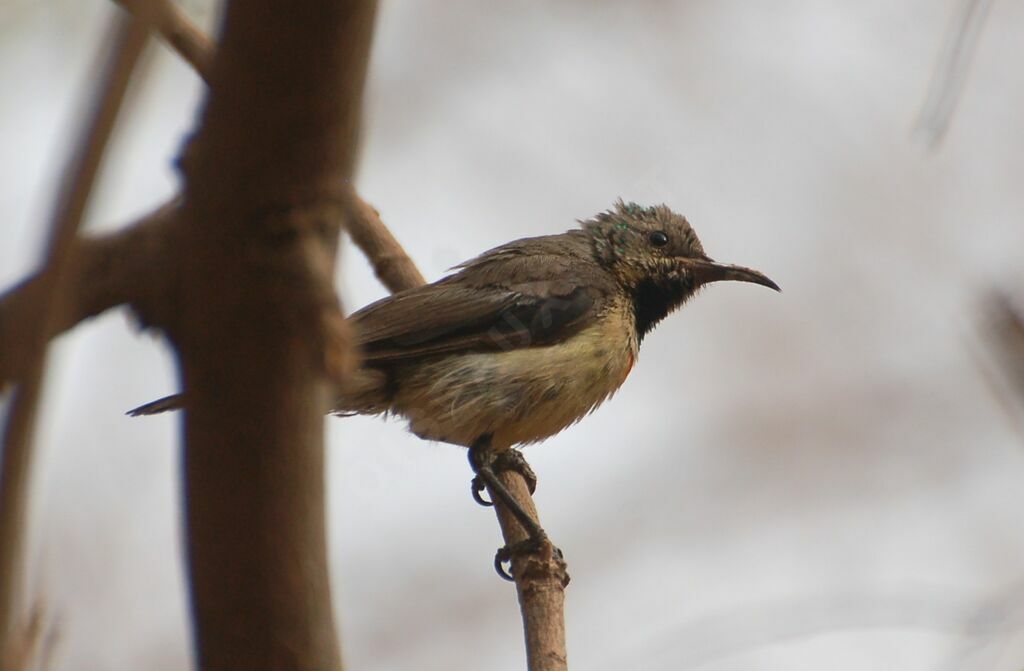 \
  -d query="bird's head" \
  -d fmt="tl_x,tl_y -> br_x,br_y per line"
581,200 -> 779,339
